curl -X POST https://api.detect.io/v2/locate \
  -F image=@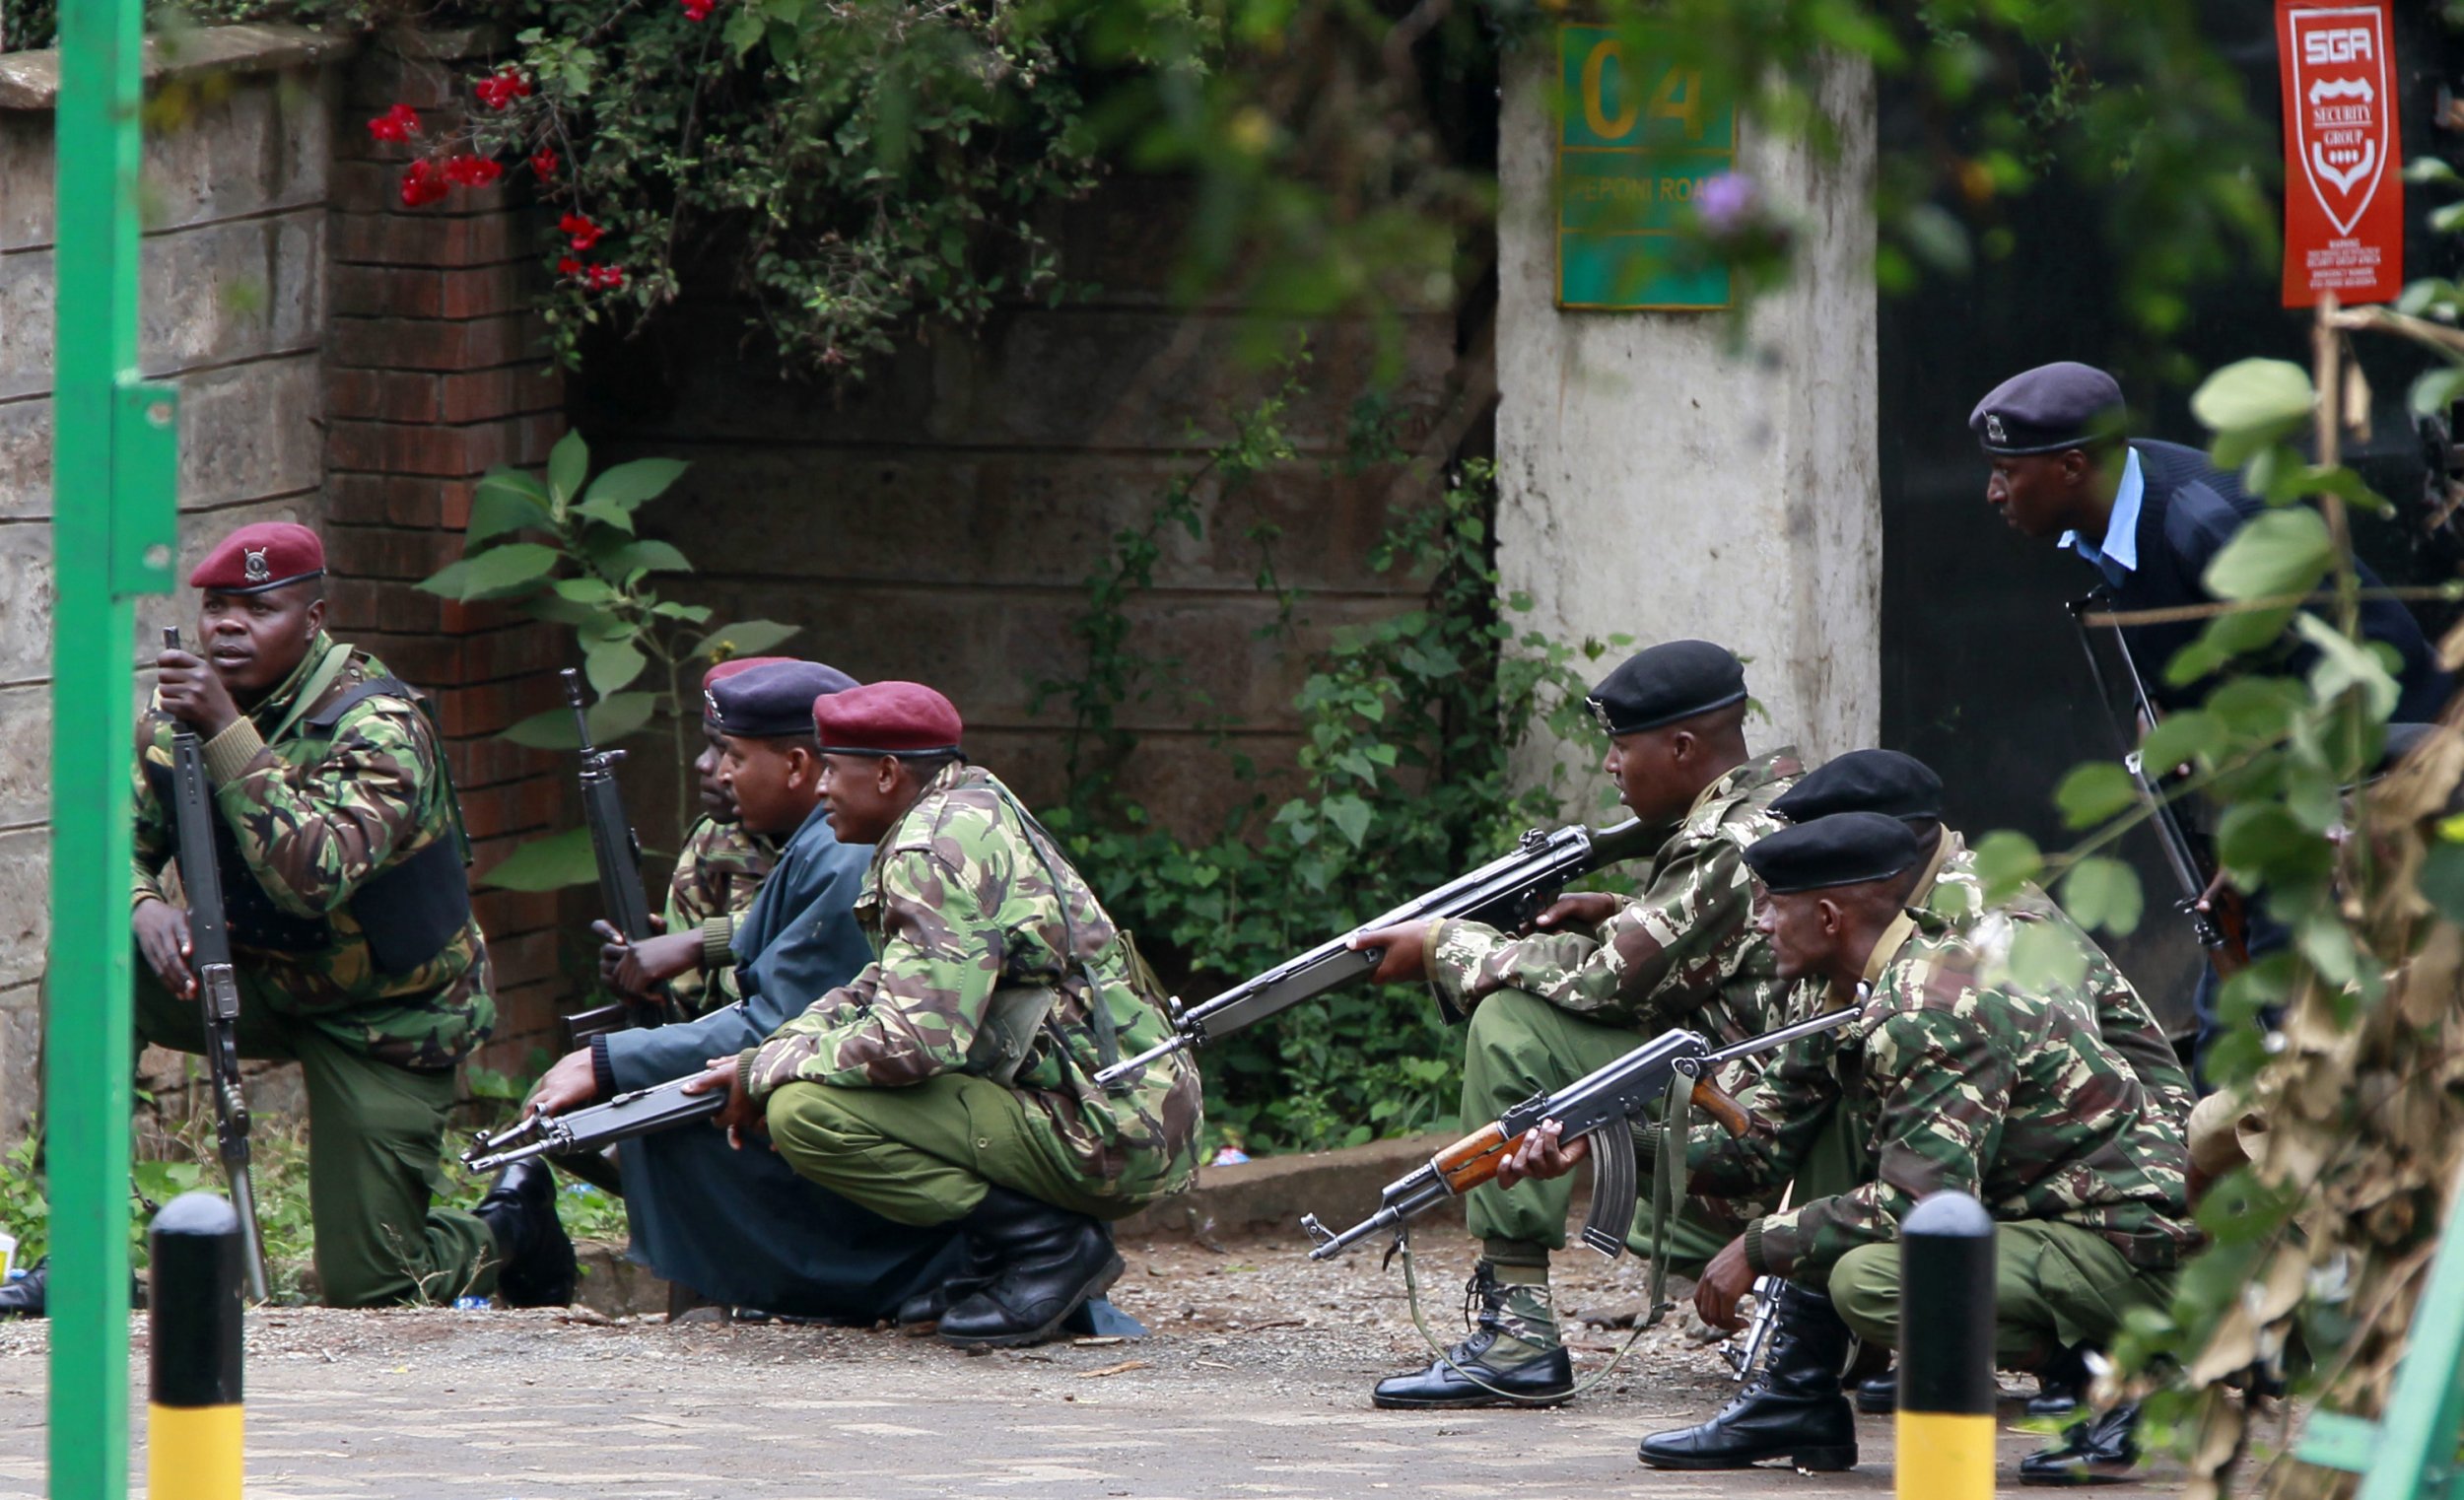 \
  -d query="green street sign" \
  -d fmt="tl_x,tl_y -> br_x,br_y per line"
1556,24 -> 1736,311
